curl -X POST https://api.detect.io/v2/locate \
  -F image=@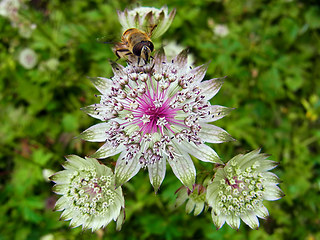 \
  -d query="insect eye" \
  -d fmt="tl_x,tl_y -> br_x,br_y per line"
148,42 -> 154,52
132,43 -> 143,56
